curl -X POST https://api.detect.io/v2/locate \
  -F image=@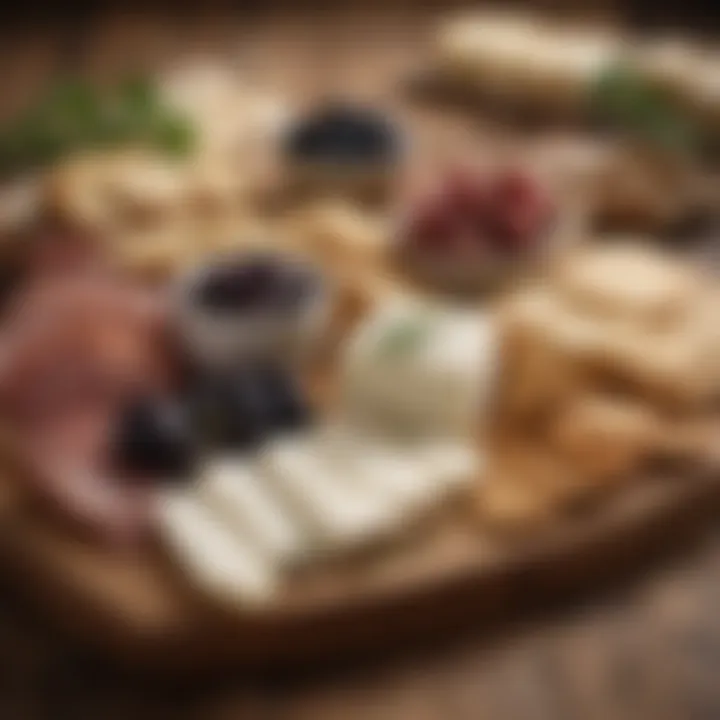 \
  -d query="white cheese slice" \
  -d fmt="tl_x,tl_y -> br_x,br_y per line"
414,440 -> 482,493
290,425 -> 415,529
197,457 -> 307,565
356,438 -> 478,509
316,426 -> 434,512
157,490 -> 276,605
260,435 -> 397,550
315,425 -> 482,522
